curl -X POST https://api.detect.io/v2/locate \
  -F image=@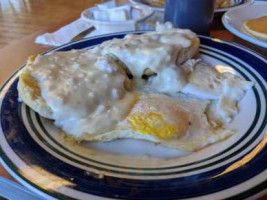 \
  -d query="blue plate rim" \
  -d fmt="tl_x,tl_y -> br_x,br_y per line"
0,32 -> 266,200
